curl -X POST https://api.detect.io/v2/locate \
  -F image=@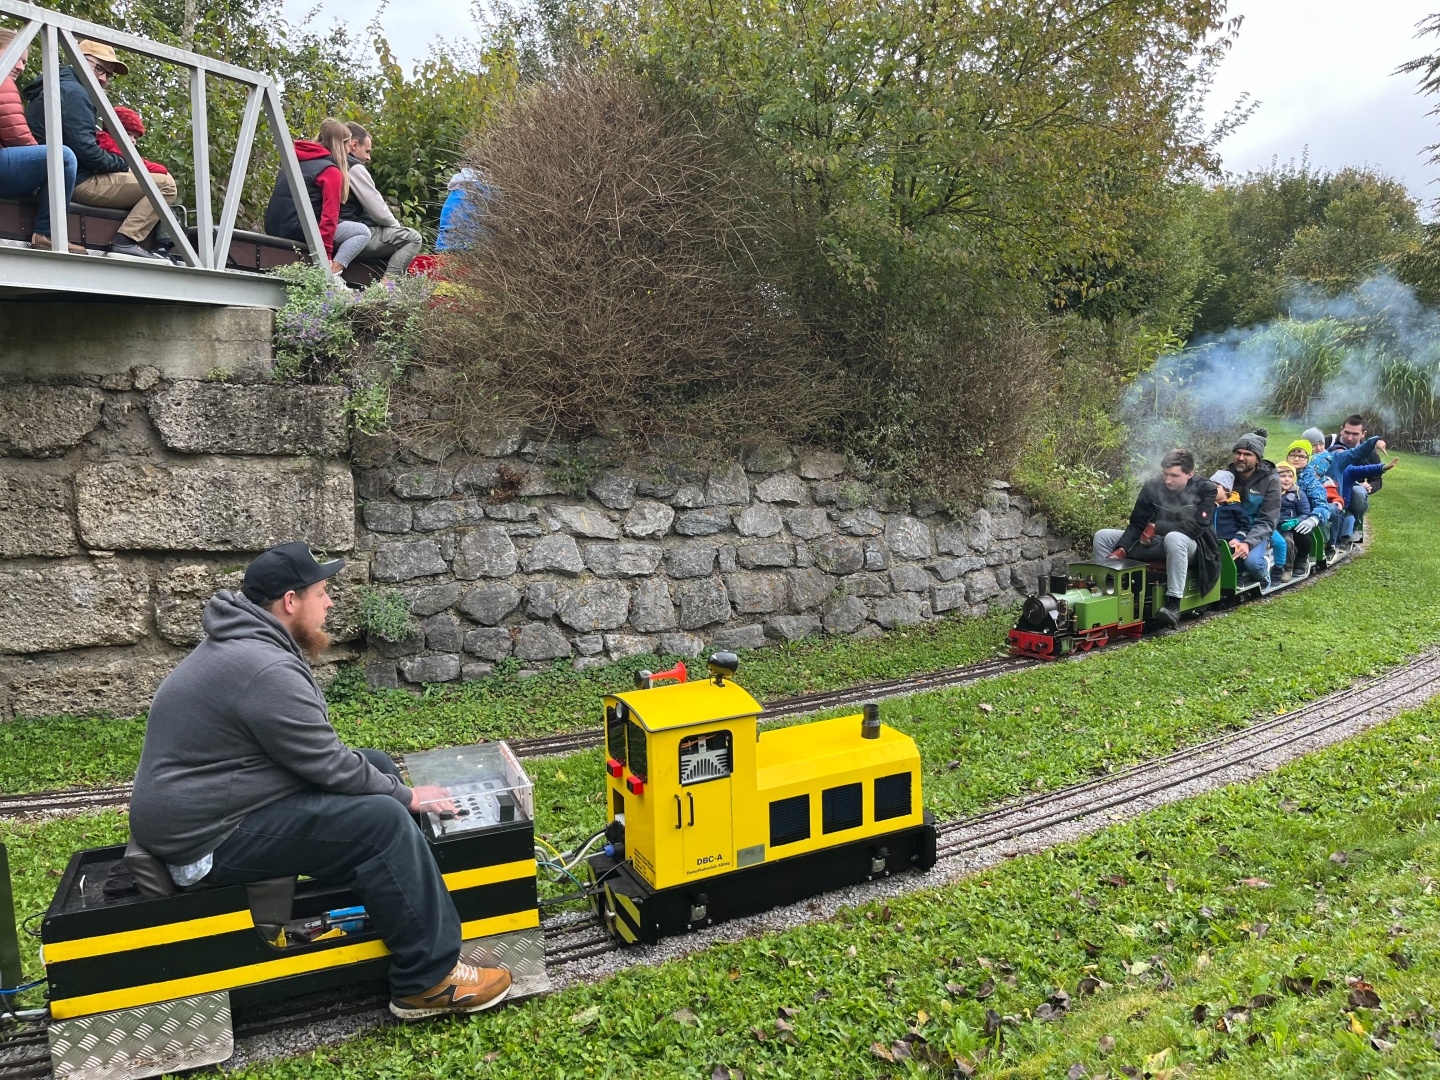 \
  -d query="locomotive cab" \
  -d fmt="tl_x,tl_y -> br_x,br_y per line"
590,654 -> 937,944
